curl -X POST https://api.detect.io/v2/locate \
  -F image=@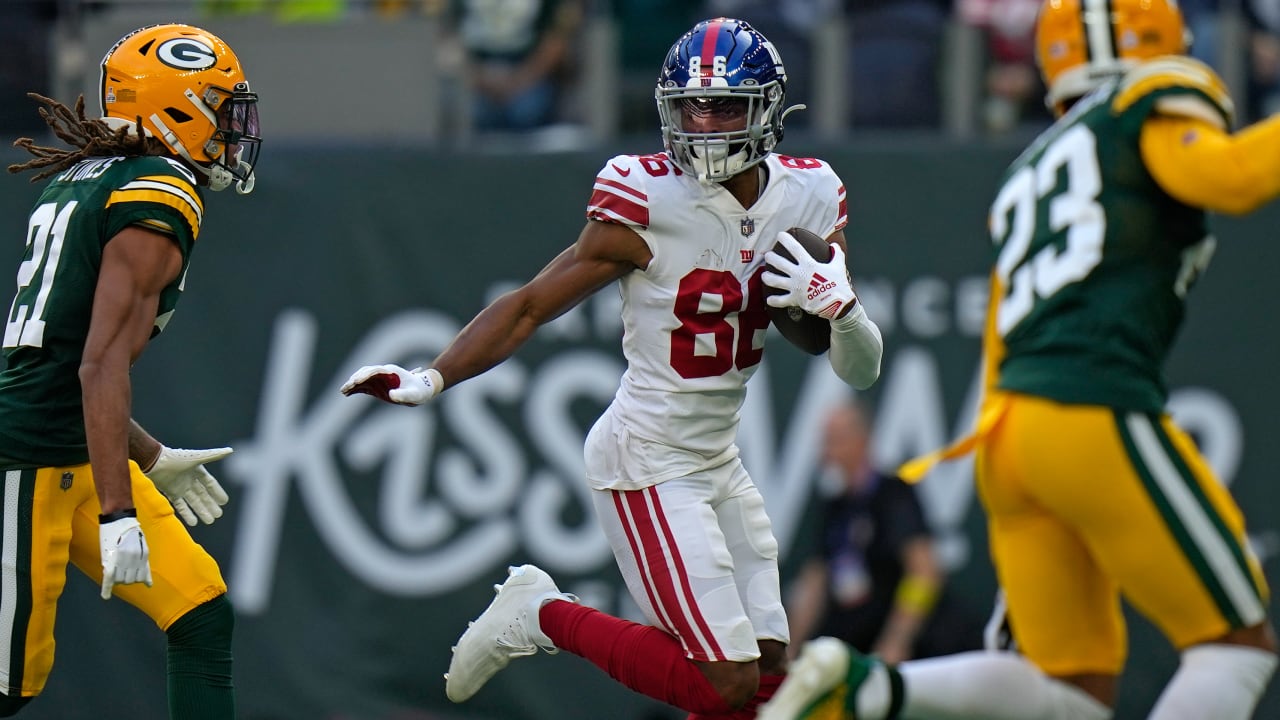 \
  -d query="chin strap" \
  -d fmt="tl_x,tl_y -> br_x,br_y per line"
233,162 -> 255,194
145,112 -> 230,191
